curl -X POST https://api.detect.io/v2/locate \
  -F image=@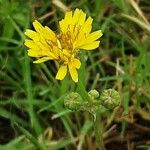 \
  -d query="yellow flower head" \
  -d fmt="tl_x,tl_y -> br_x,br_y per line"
24,8 -> 103,82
